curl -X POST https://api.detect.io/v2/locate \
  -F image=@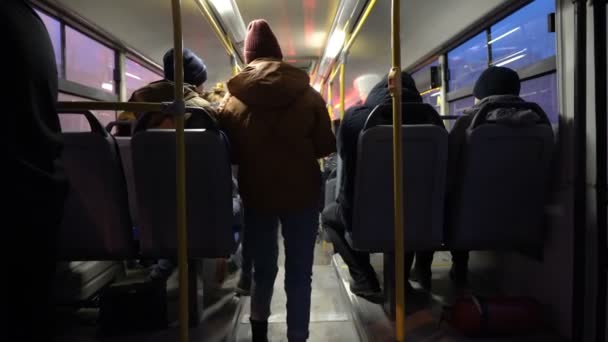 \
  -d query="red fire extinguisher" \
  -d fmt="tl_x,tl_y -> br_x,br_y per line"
441,296 -> 544,337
